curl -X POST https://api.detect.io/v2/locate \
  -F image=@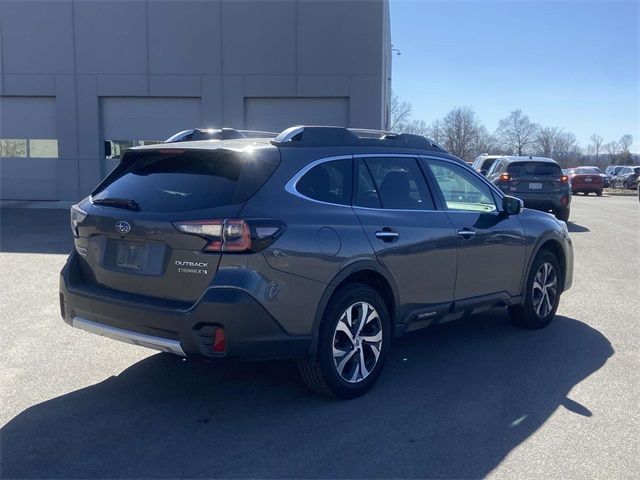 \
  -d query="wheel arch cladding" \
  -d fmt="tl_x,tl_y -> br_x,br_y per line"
309,264 -> 399,357
536,239 -> 567,291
